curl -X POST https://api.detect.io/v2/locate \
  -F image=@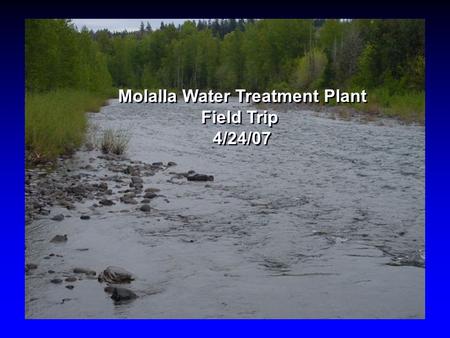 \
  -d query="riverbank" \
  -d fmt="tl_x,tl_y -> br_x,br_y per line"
262,90 -> 425,125
26,90 -> 113,165
348,89 -> 424,124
